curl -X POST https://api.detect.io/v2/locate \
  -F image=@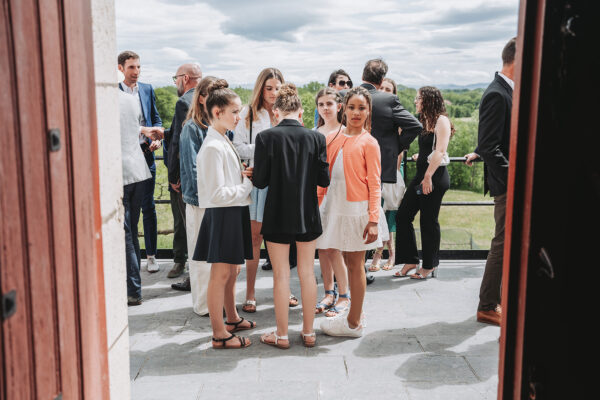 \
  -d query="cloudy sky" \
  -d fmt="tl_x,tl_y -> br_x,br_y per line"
115,0 -> 519,89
